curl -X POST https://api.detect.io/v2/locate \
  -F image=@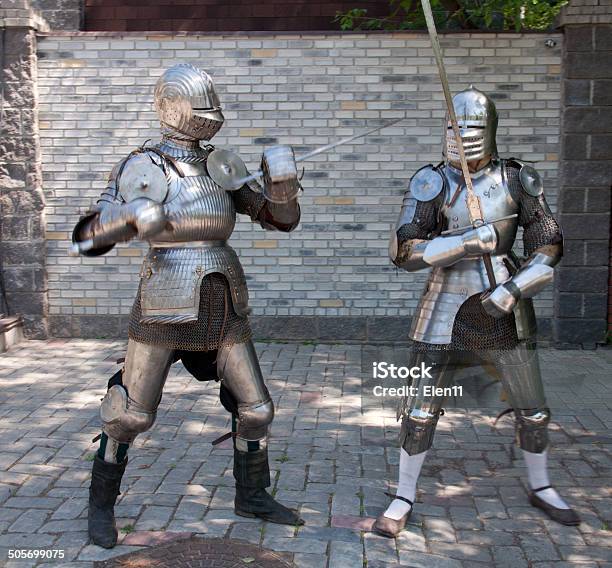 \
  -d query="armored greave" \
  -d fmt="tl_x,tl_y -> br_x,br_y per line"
400,349 -> 456,456
216,339 -> 274,450
99,339 -> 175,463
215,340 -> 301,525
400,341 -> 549,455
488,342 -> 550,453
